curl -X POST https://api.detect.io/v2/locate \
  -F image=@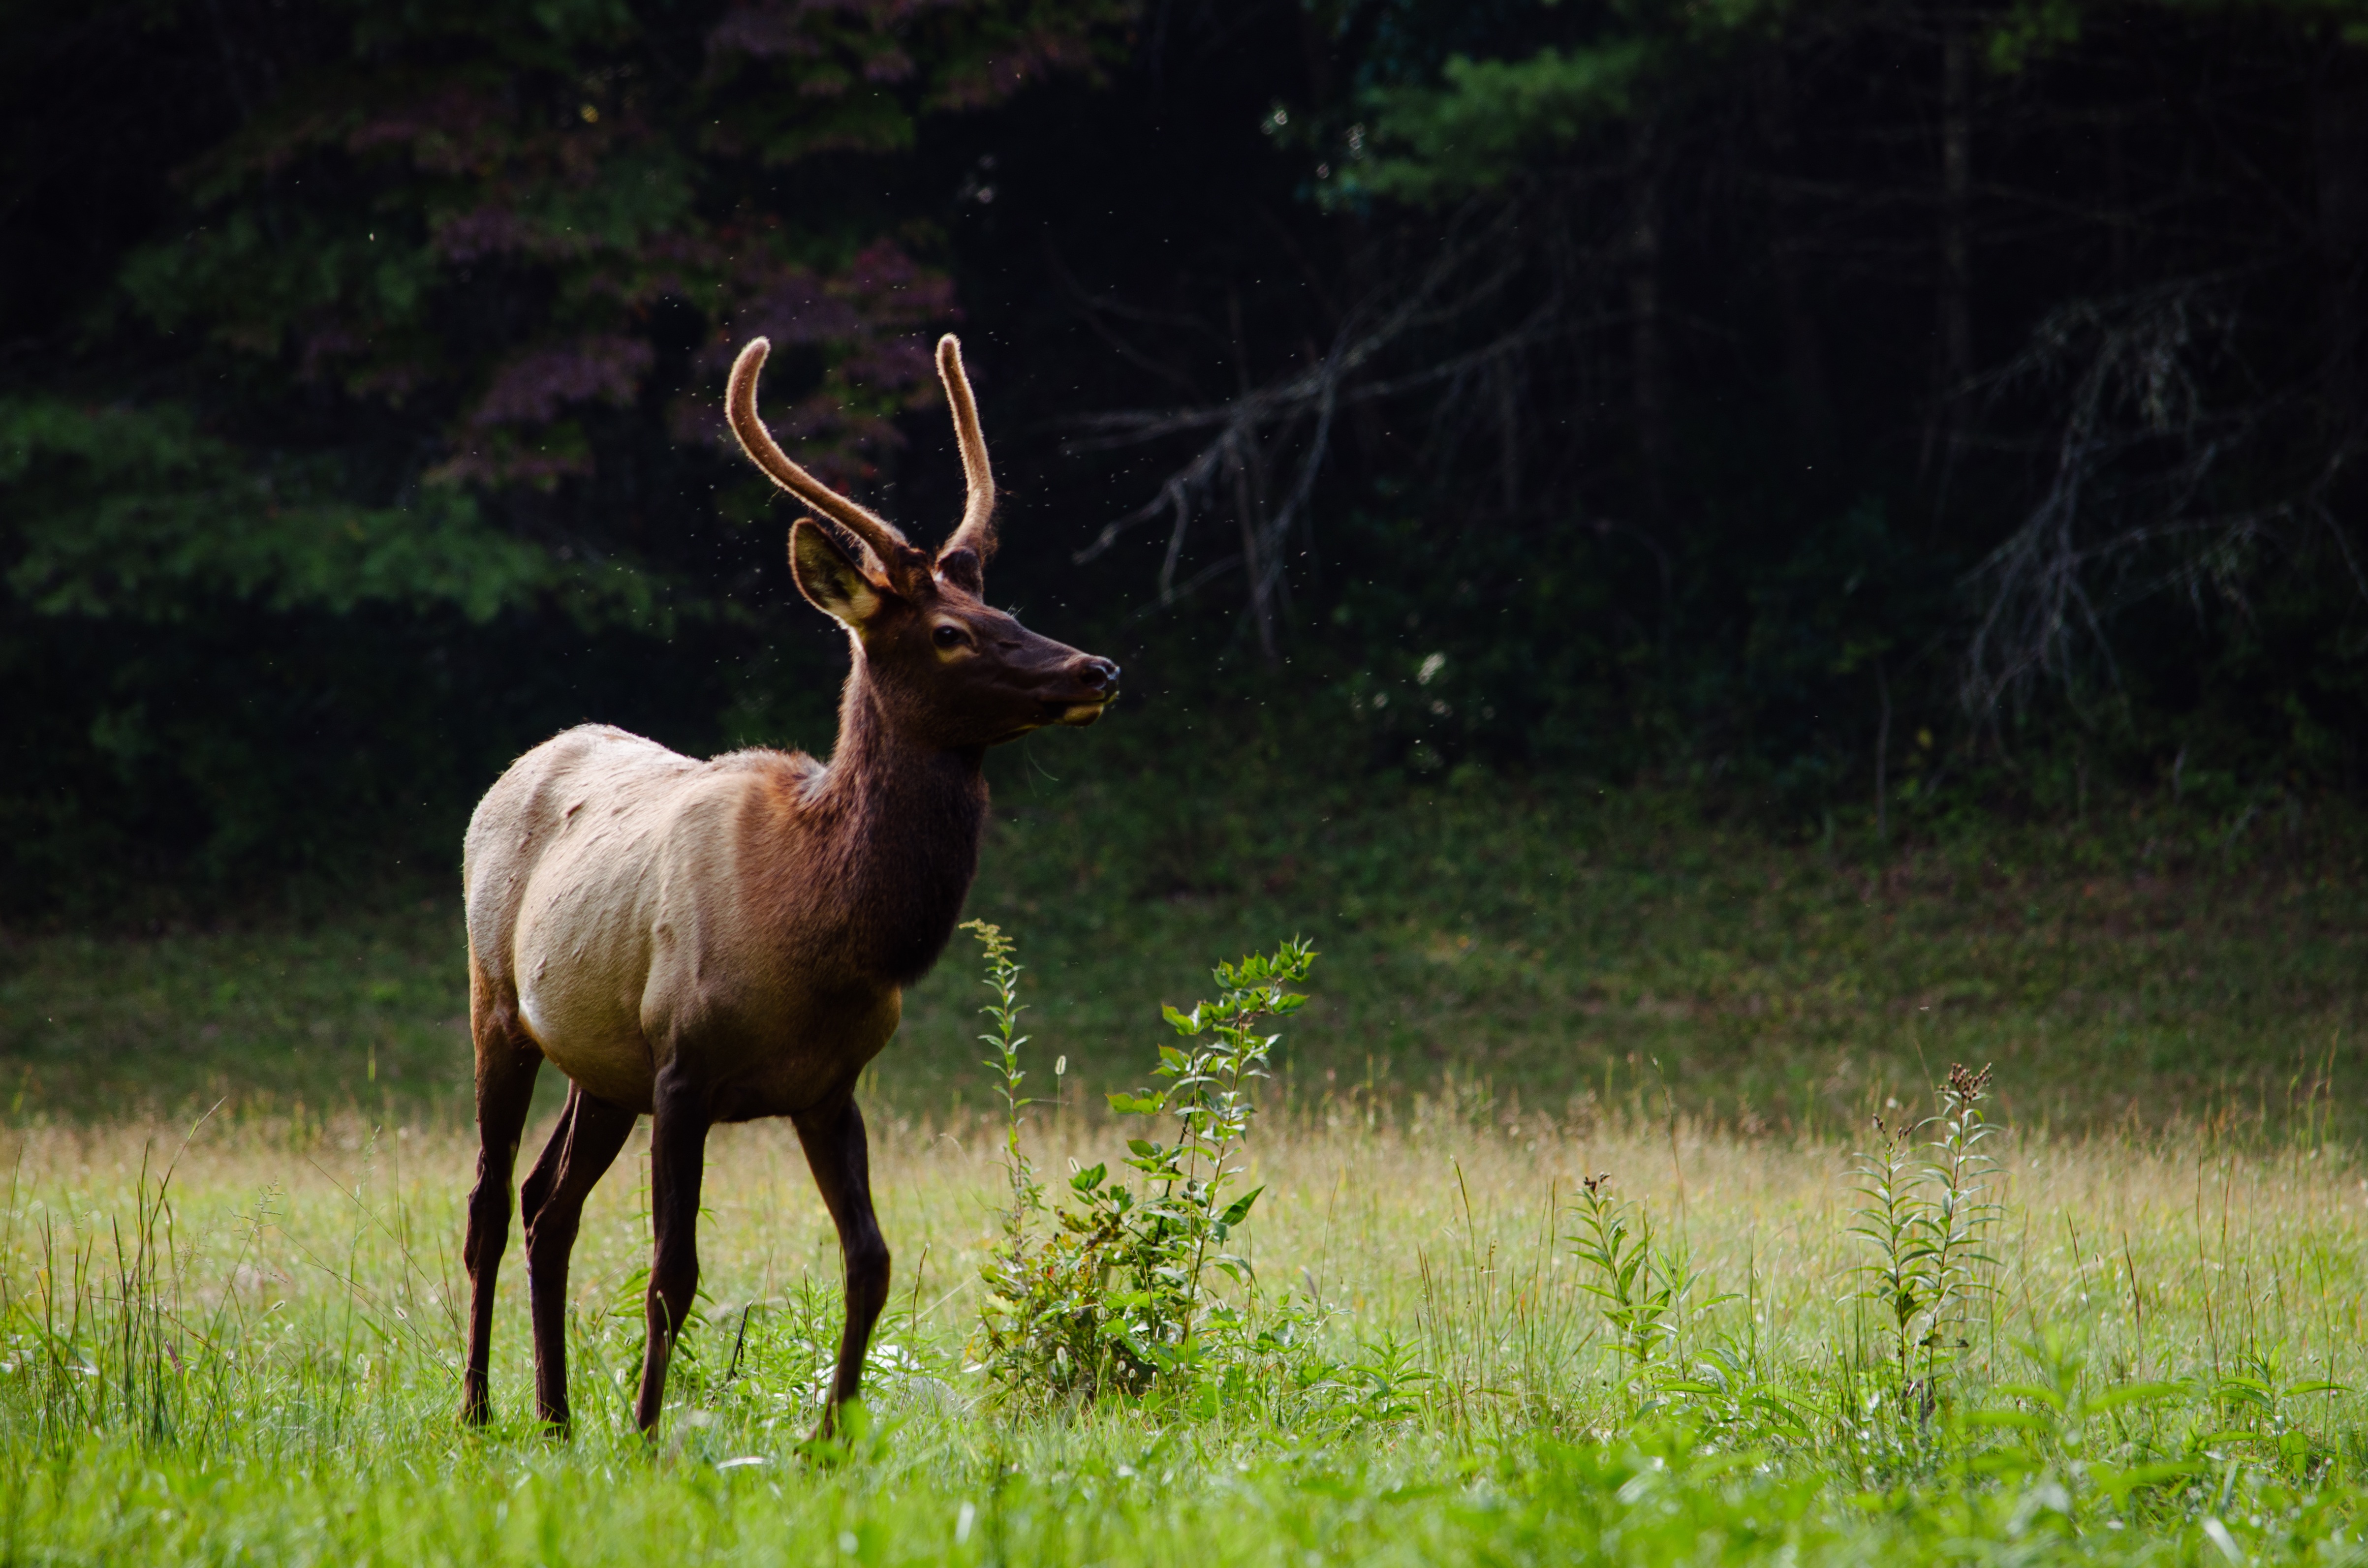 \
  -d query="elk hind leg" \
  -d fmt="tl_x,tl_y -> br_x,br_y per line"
520,1083 -> 636,1434
632,1067 -> 711,1434
461,962 -> 541,1425
794,1095 -> 891,1439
